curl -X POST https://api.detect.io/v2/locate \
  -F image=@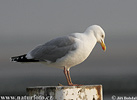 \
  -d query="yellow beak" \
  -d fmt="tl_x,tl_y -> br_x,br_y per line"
100,41 -> 106,51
